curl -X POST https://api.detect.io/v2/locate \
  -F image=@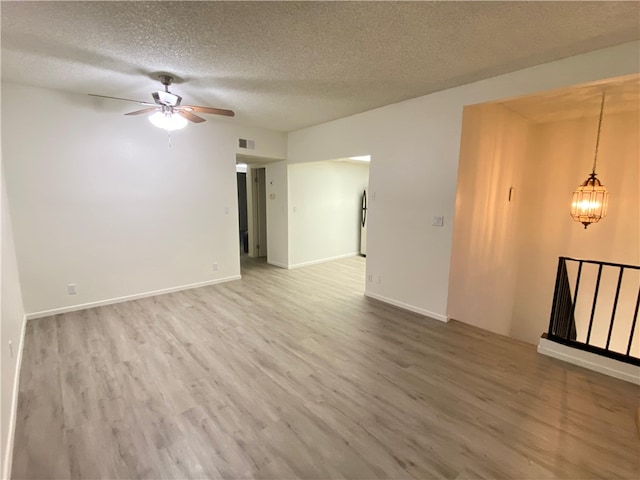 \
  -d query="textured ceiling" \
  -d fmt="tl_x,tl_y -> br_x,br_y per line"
499,74 -> 640,123
1,1 -> 639,132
